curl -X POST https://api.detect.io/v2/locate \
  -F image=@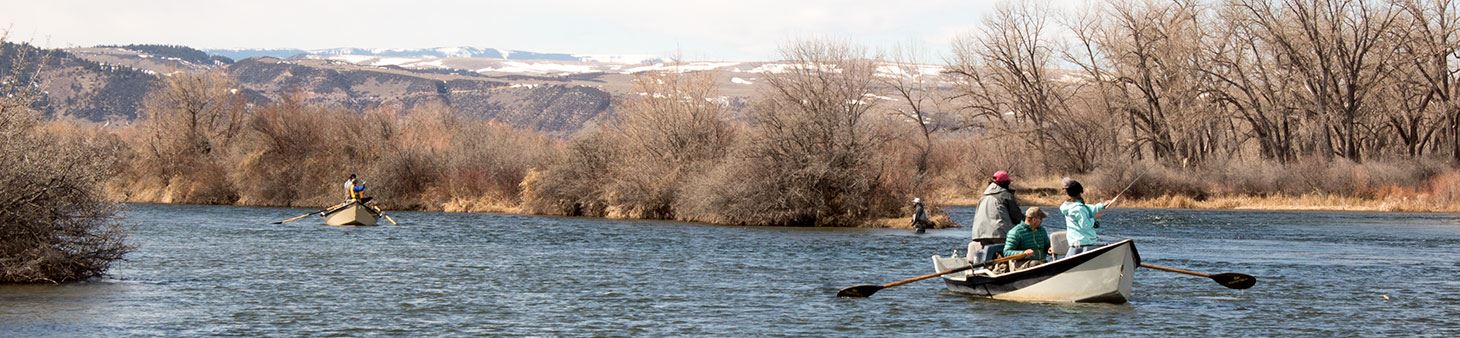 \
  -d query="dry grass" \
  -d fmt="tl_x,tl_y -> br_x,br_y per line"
873,213 -> 961,229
